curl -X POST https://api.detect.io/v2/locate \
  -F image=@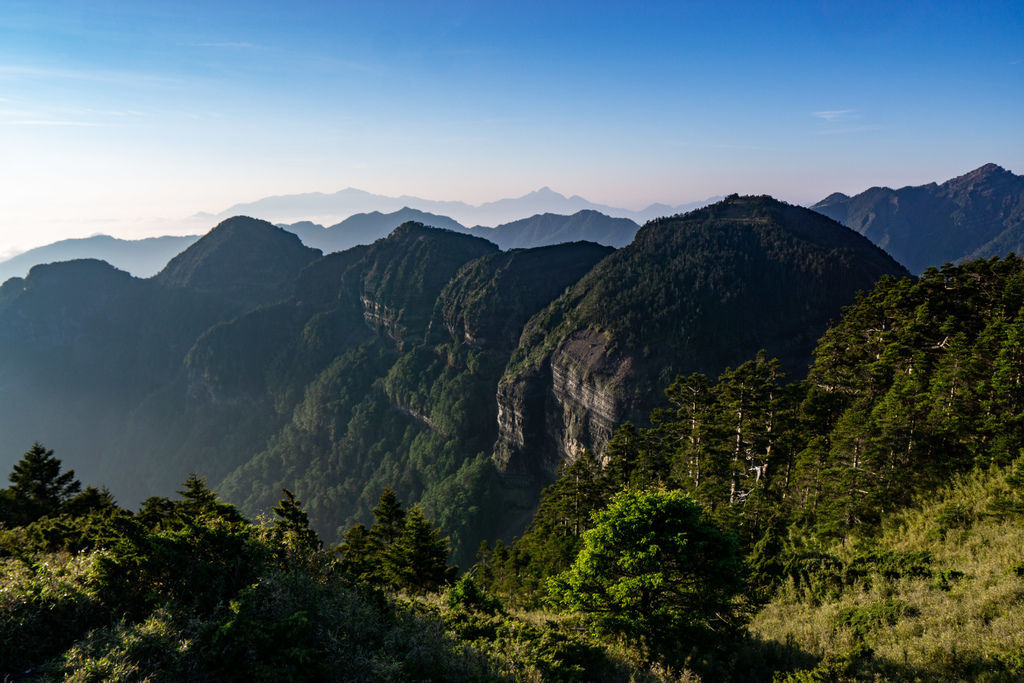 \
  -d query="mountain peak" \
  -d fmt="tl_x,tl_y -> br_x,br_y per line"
814,192 -> 851,206
155,216 -> 321,308
528,186 -> 563,198
943,163 -> 1011,190
813,164 -> 1024,273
